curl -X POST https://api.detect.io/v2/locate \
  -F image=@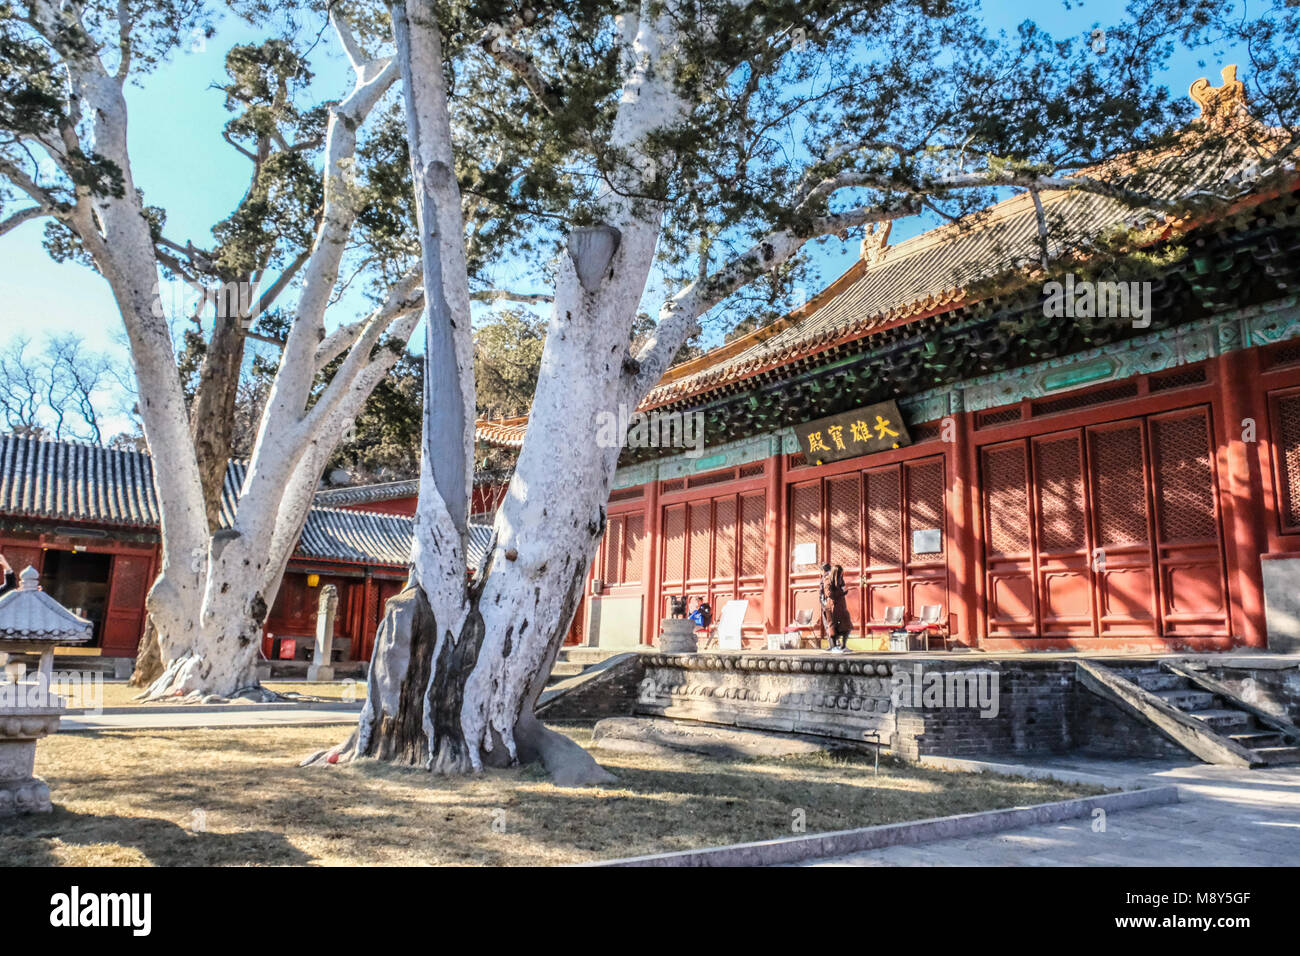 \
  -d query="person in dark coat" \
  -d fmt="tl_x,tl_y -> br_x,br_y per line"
819,563 -> 852,652
0,553 -> 16,597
